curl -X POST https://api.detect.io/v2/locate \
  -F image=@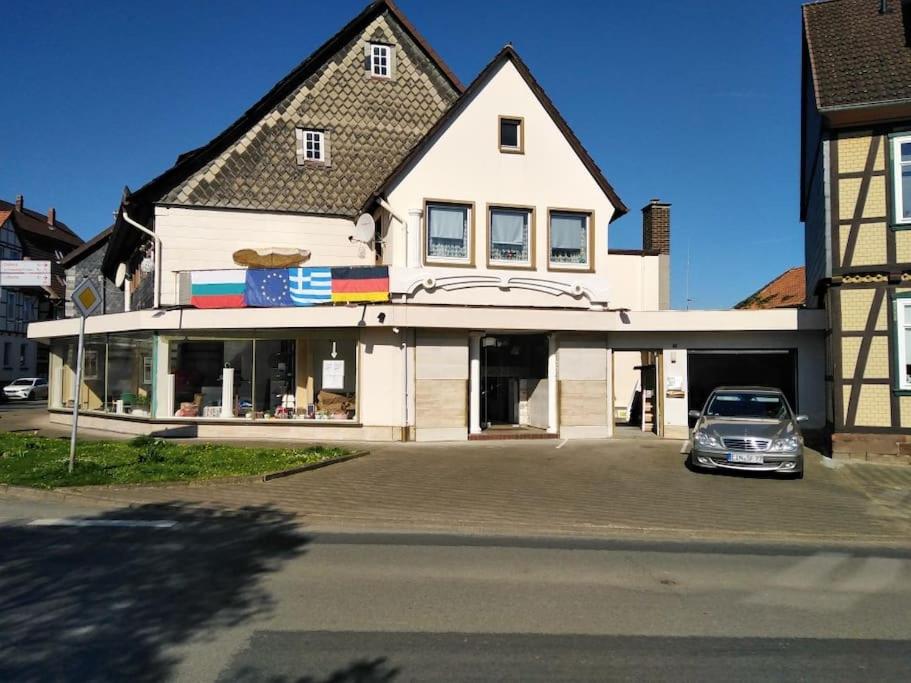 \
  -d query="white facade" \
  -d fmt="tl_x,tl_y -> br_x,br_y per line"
155,206 -> 372,306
